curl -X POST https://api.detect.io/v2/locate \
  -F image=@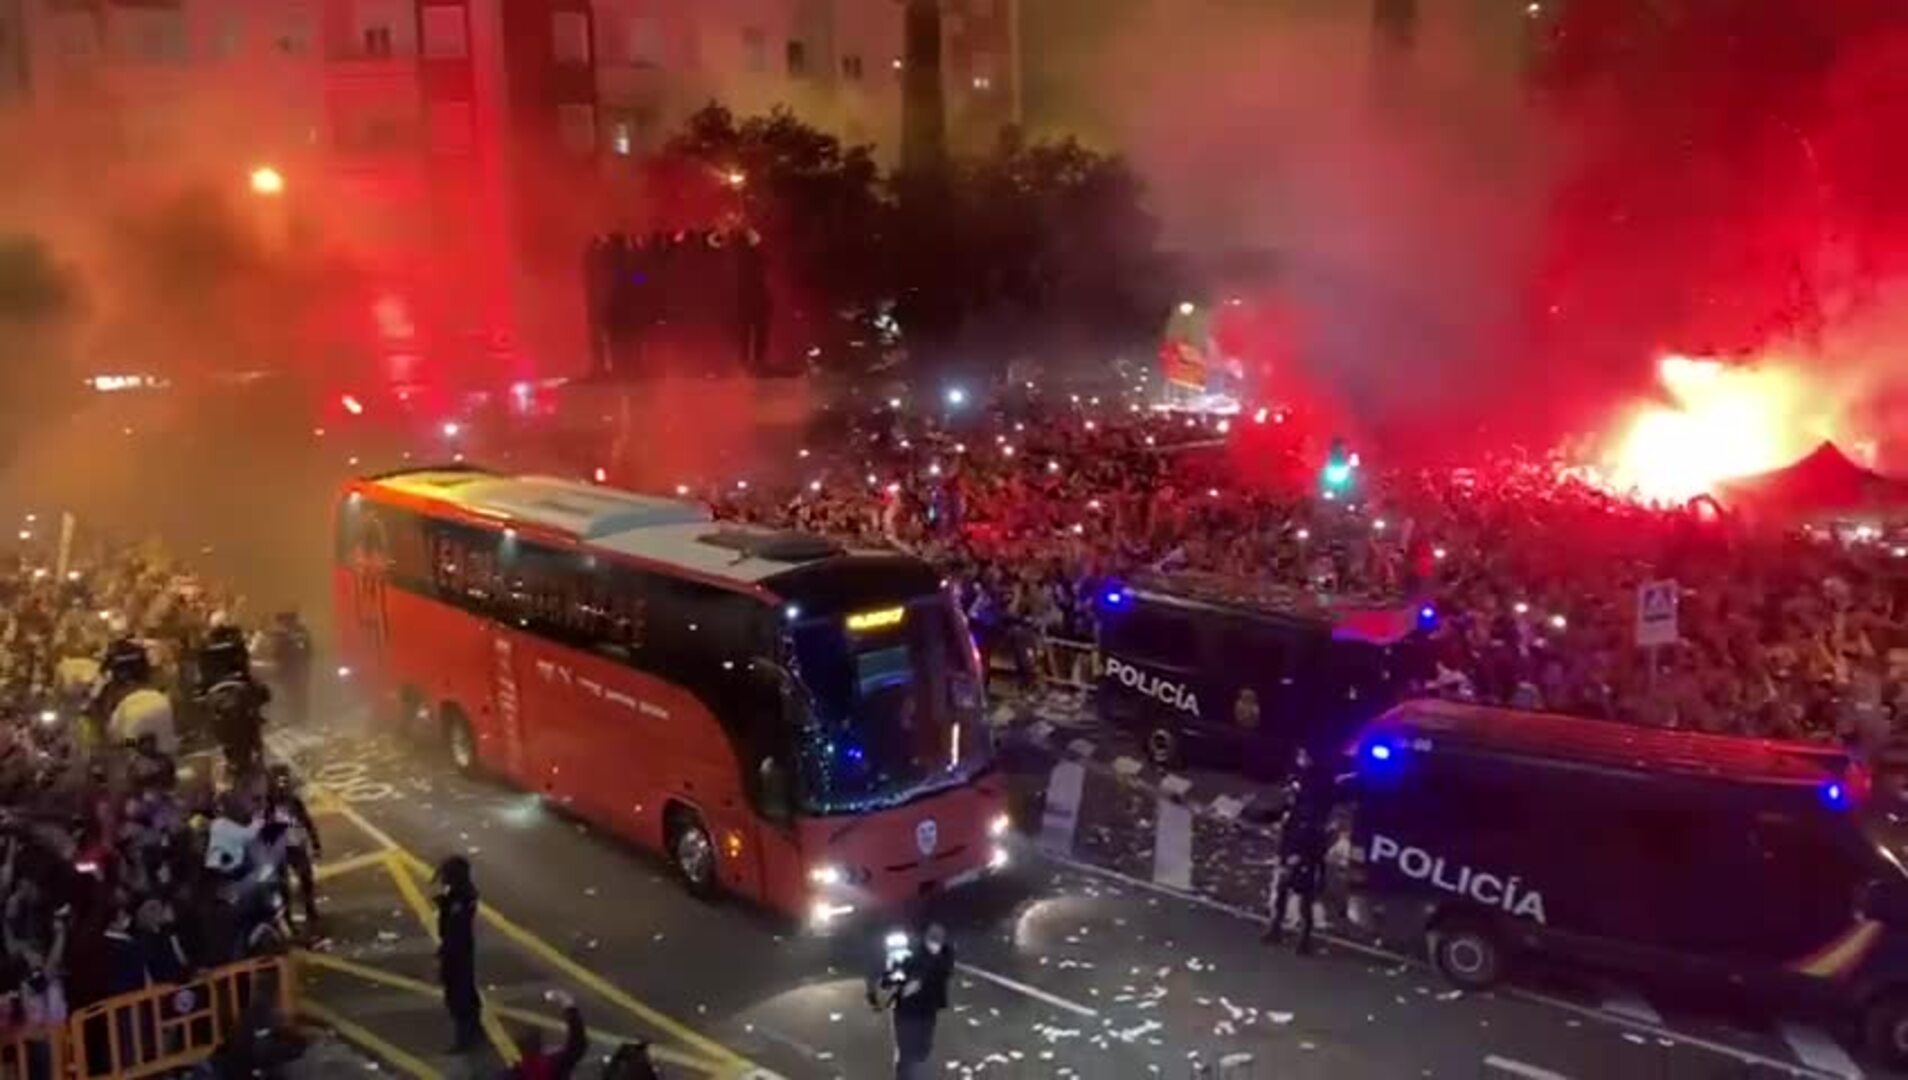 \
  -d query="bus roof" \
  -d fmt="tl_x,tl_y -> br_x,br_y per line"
357,466 -> 884,587
1364,699 -> 1853,787
369,467 -> 713,539
1129,571 -> 1421,645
